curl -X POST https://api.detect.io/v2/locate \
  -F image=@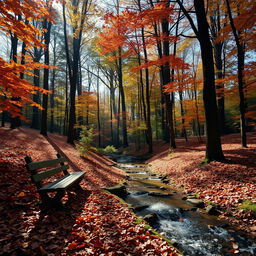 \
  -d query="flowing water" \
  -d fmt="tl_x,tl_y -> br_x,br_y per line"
110,155 -> 256,256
